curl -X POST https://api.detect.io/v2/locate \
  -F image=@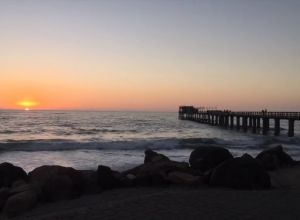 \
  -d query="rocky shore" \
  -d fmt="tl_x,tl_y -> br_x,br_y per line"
0,144 -> 299,219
